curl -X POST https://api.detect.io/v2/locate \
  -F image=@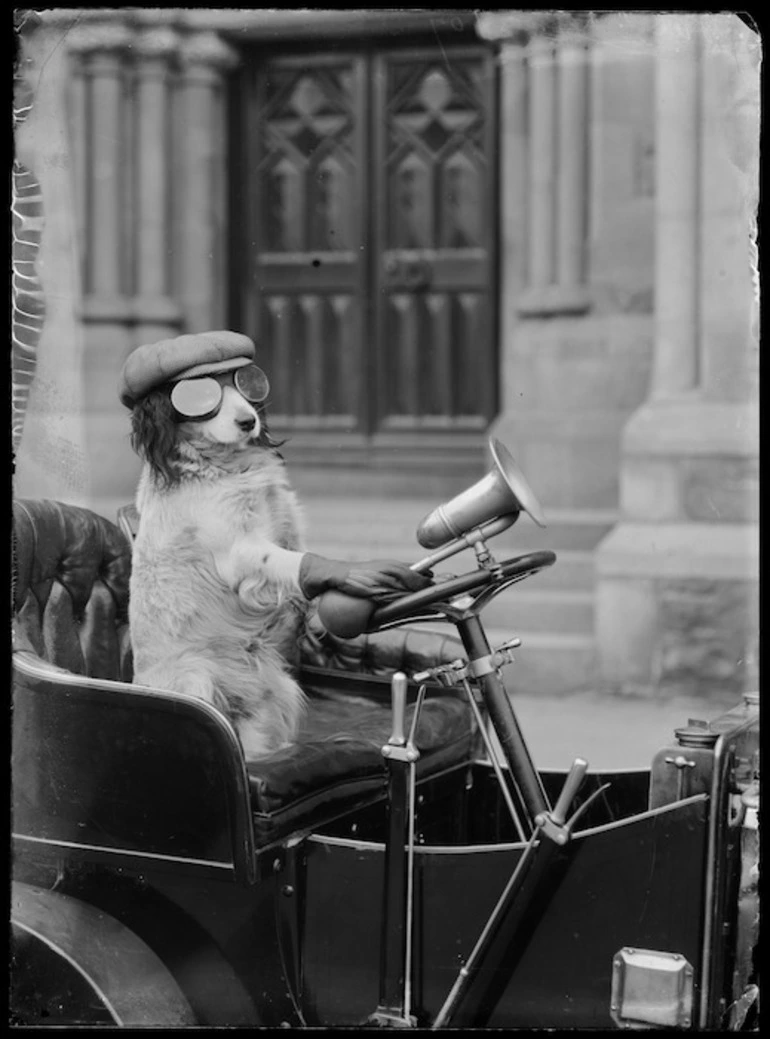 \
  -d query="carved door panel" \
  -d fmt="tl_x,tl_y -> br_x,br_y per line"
238,43 -> 497,452
374,47 -> 497,437
247,53 -> 368,434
